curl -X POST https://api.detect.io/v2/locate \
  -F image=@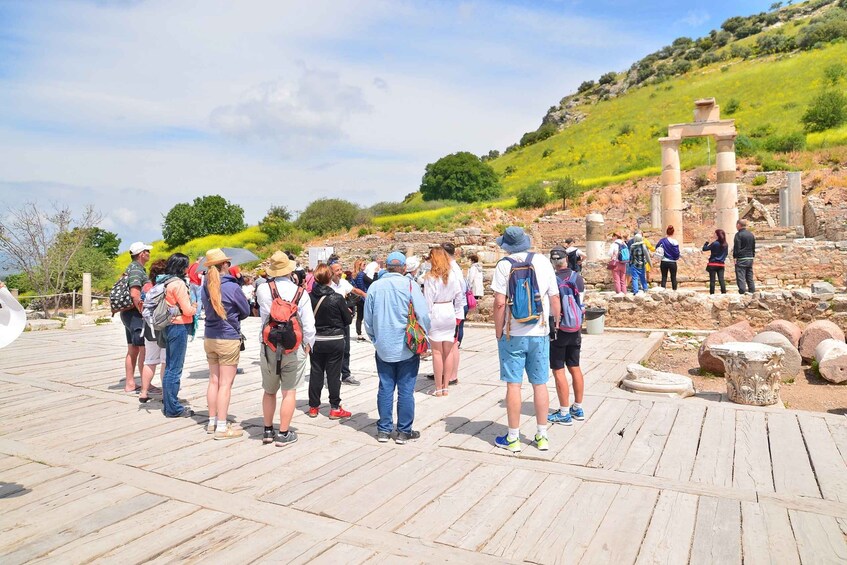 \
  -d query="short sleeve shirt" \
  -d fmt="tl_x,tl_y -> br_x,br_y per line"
125,260 -> 149,290
491,252 -> 559,337
330,278 -> 354,298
